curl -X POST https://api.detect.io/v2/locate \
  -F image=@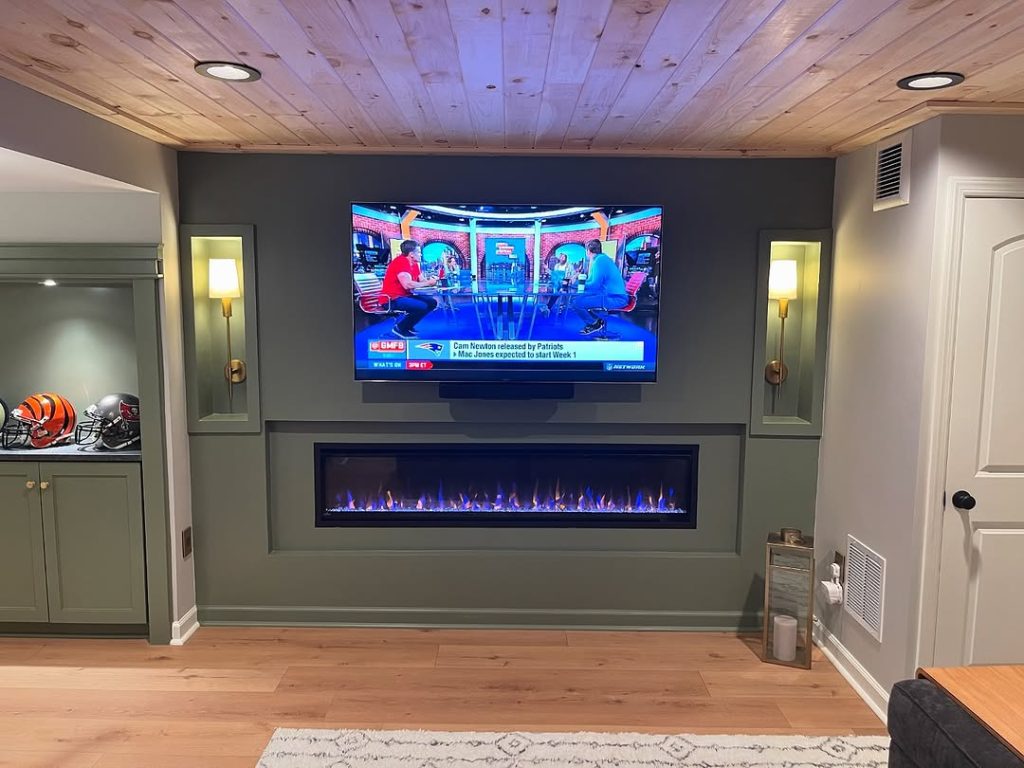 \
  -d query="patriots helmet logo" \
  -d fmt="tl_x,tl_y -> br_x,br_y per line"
416,342 -> 444,355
